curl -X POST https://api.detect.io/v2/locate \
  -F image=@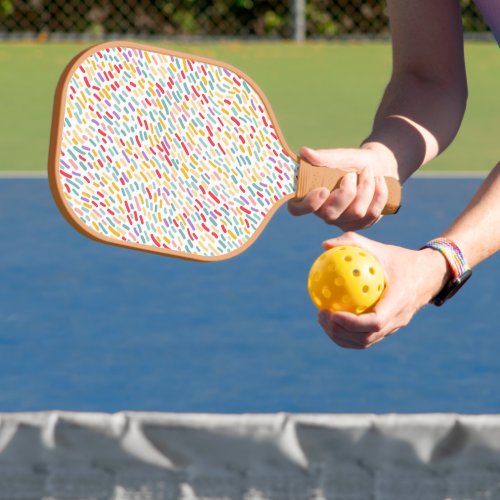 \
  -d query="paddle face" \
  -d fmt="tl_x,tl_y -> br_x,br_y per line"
49,42 -> 299,261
